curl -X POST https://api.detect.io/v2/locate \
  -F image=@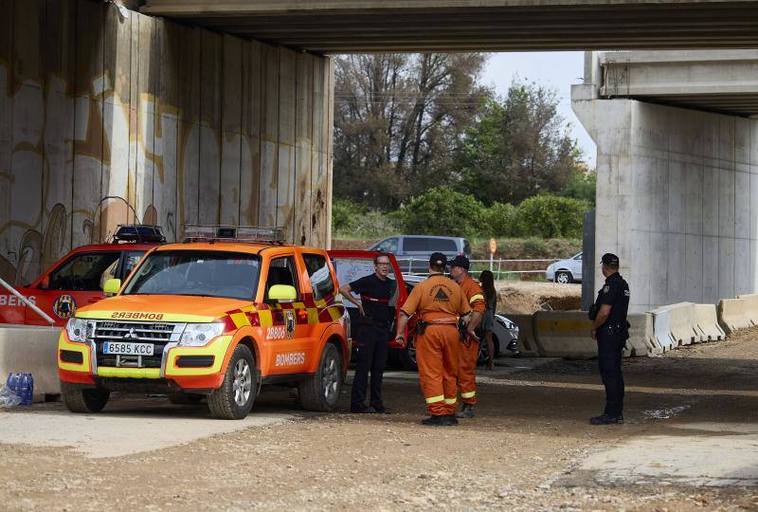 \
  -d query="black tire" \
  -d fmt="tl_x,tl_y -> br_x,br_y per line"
298,342 -> 343,412
61,382 -> 110,413
477,340 -> 489,366
208,344 -> 257,420
555,271 -> 573,284
168,392 -> 205,405
492,334 -> 501,358
396,336 -> 418,371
